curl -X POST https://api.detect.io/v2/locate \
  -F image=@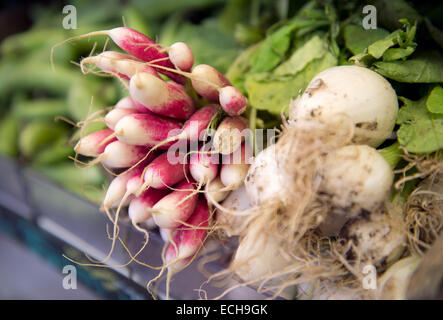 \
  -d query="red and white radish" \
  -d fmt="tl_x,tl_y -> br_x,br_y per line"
166,196 -> 210,262
190,144 -> 219,186
98,164 -> 149,264
95,140 -> 148,168
191,64 -> 231,101
103,168 -> 141,210
152,179 -> 199,229
169,42 -> 194,72
220,142 -> 252,190
212,116 -> 249,155
205,176 -> 230,203
136,104 -> 221,161
104,108 -> 139,130
164,196 -> 210,298
53,27 -> 182,82
159,227 -> 176,243
116,96 -> 149,113
113,113 -> 182,147
105,159 -> 167,264
102,154 -> 160,210
115,96 -> 137,109
129,72 -> 195,120
80,51 -> 159,80
140,151 -> 190,192
74,129 -> 117,157
118,159 -> 167,213
128,188 -> 169,224
219,86 -> 247,116
181,104 -> 221,141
